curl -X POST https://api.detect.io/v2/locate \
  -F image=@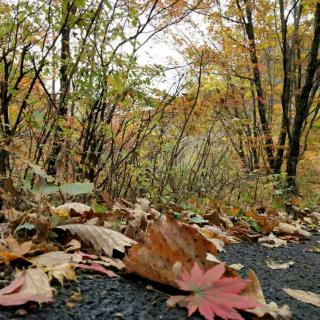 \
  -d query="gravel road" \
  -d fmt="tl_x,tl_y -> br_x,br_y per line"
0,235 -> 319,320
